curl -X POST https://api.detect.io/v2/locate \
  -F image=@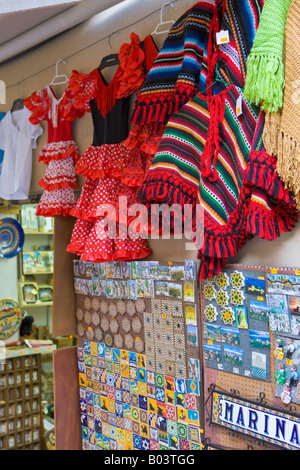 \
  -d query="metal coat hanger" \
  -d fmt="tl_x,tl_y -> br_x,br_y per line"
11,98 -> 24,112
152,2 -> 175,35
49,59 -> 69,86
